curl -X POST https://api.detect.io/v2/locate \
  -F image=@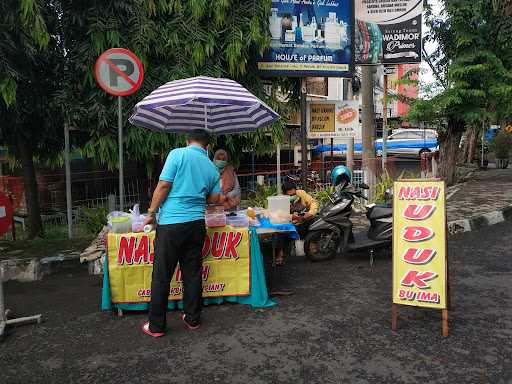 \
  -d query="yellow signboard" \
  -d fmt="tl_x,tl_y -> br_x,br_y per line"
392,180 -> 447,309
107,227 -> 250,304
307,100 -> 360,139
310,103 -> 336,133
